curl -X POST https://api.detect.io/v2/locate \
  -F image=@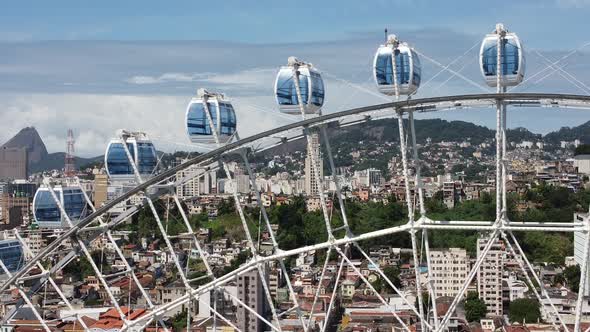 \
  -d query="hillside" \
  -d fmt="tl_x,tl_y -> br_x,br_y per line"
28,152 -> 103,173
258,118 -> 547,158
544,120 -> 590,144
2,119 -> 589,173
